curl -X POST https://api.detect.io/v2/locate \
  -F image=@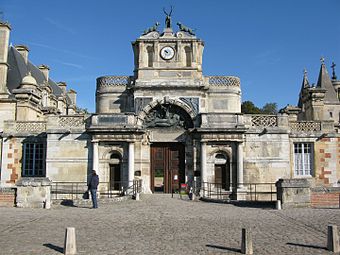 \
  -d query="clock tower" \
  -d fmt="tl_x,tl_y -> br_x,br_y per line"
132,20 -> 204,86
